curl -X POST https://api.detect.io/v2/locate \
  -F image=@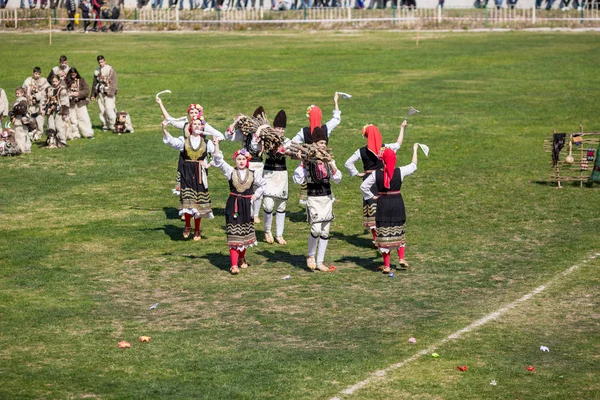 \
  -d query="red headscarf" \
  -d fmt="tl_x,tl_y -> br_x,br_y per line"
363,125 -> 382,156
187,116 -> 206,136
307,105 -> 322,134
233,148 -> 252,168
380,147 -> 396,189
